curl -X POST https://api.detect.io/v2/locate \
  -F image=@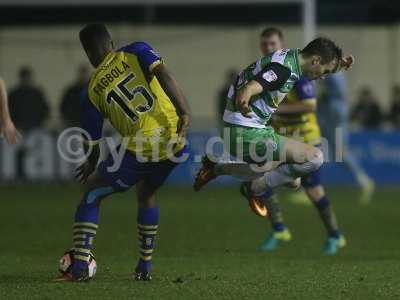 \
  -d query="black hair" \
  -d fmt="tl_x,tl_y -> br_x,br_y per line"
19,66 -> 32,79
260,27 -> 284,40
79,23 -> 111,51
301,37 -> 342,65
